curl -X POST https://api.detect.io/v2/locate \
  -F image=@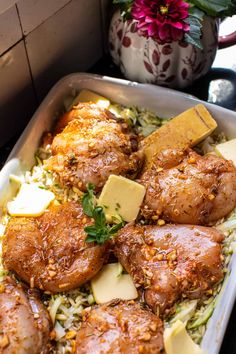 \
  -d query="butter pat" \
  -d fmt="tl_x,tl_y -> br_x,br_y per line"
164,320 -> 204,354
98,175 -> 146,222
7,183 -> 55,217
76,89 -> 110,109
215,138 -> 236,166
143,104 -> 217,167
91,263 -> 138,304
0,224 -> 6,237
